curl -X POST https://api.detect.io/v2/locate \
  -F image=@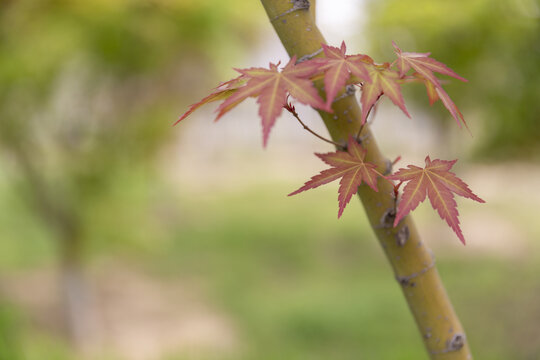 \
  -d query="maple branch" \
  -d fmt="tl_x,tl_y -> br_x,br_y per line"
270,0 -> 310,22
332,84 -> 356,103
297,48 -> 323,63
260,1 -> 473,359
284,102 -> 344,148
355,122 -> 365,143
395,250 -> 435,284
